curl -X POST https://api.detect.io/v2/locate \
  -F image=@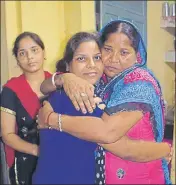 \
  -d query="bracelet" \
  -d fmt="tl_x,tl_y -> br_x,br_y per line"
58,114 -> 62,132
51,72 -> 59,88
